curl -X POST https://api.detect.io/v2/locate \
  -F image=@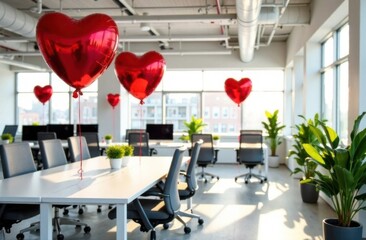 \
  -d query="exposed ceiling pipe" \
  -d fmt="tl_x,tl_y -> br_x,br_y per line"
0,1 -> 37,38
0,56 -> 47,71
236,0 -> 262,63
